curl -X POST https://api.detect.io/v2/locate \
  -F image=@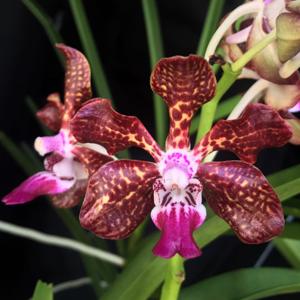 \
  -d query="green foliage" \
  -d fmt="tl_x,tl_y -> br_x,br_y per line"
179,268 -> 300,300
32,280 -> 53,300
142,0 -> 167,146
